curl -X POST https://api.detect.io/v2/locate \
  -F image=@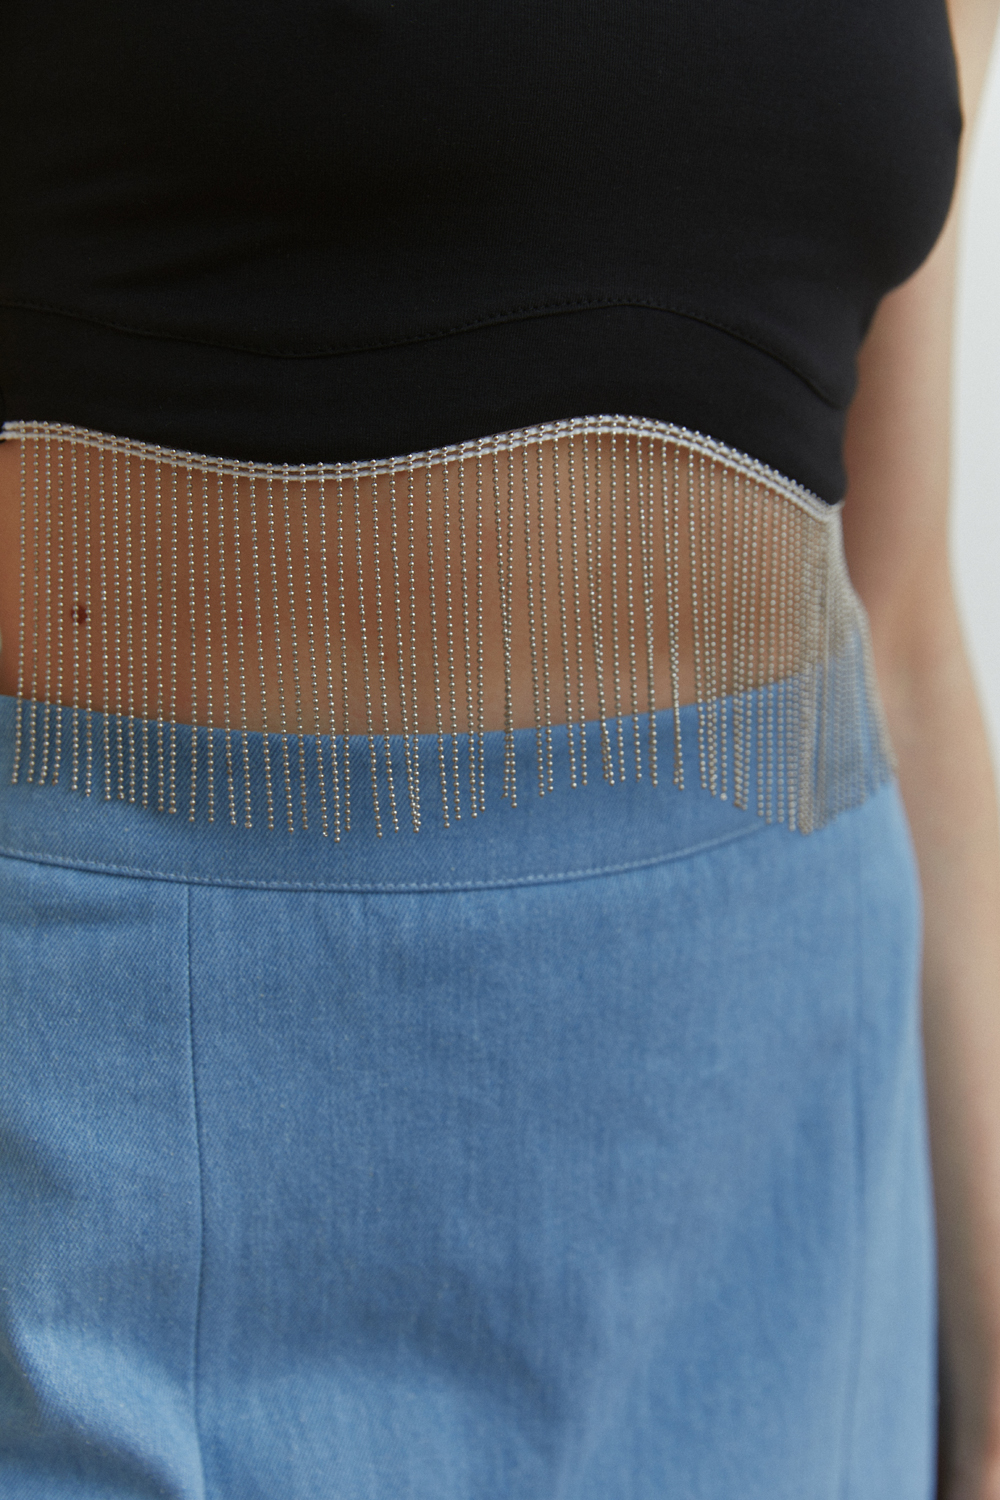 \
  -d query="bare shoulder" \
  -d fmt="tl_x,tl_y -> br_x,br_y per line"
841,0 -> 998,635
946,0 -> 1000,122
